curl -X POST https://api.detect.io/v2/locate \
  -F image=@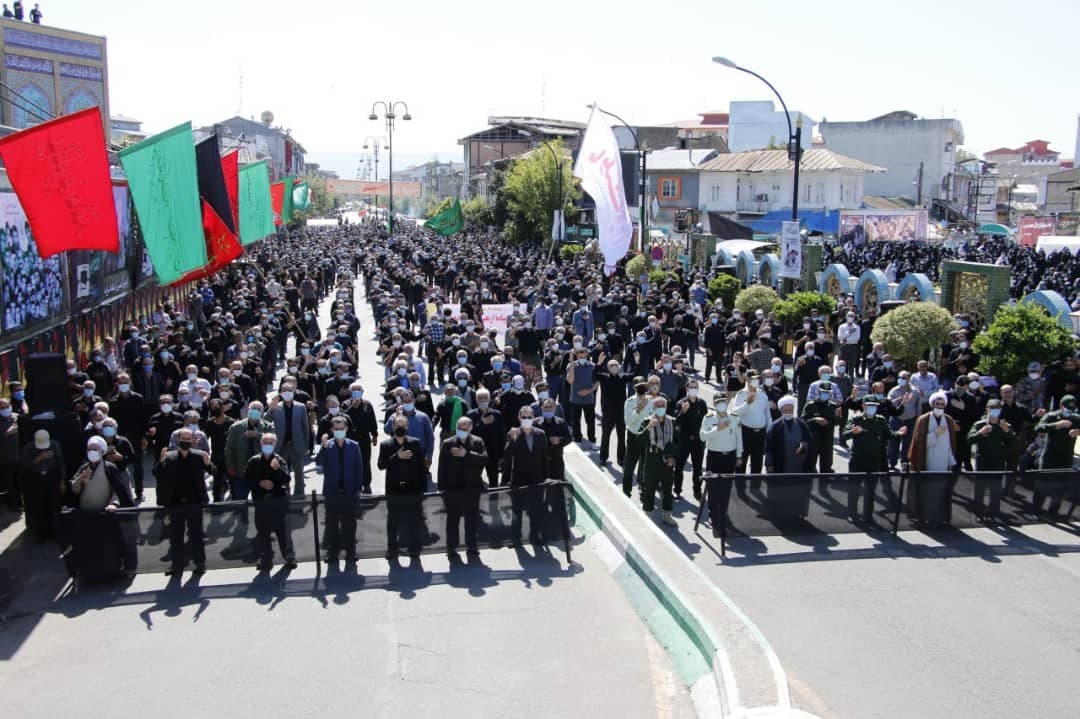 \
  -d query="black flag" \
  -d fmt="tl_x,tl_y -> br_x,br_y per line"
195,134 -> 236,235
